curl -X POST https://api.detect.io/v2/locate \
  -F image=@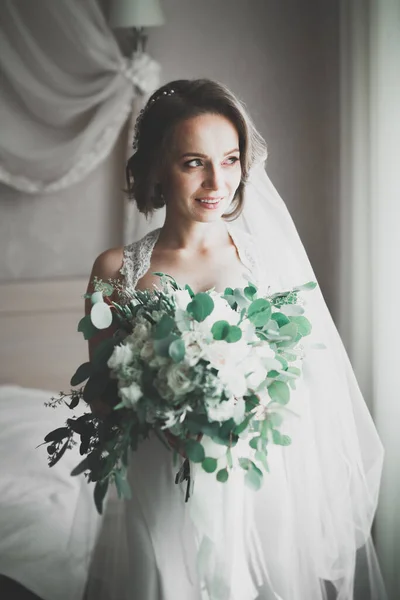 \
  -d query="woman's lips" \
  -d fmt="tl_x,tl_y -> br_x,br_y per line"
195,197 -> 223,209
